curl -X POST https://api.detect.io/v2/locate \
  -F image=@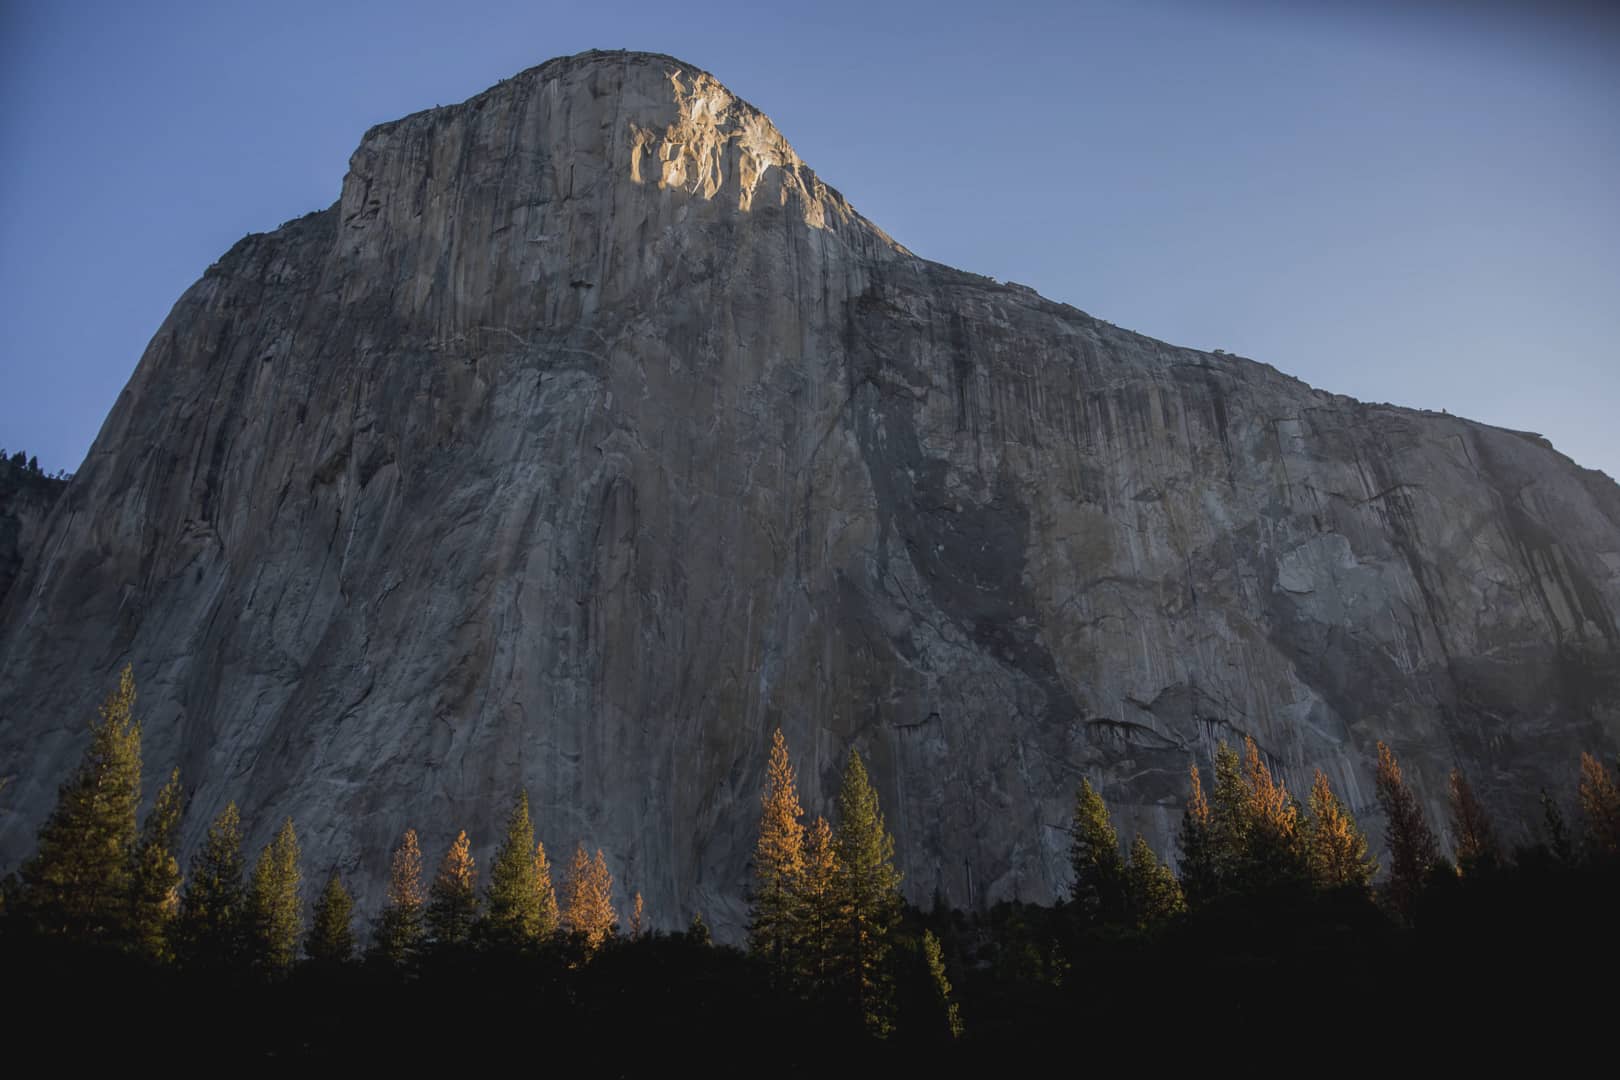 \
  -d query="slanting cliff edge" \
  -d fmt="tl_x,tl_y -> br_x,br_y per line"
2,50 -> 1617,933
